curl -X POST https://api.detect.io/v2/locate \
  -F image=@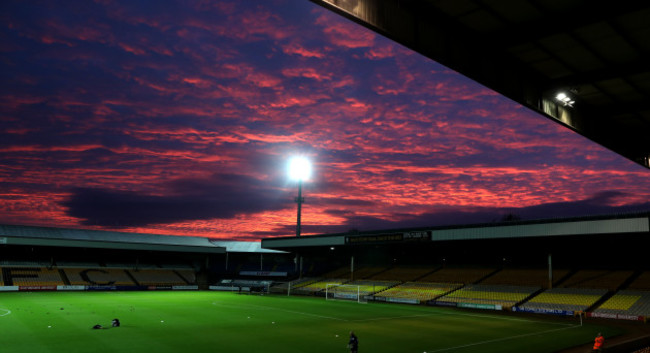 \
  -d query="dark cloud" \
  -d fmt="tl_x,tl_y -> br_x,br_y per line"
62,173 -> 290,227
259,191 -> 650,237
